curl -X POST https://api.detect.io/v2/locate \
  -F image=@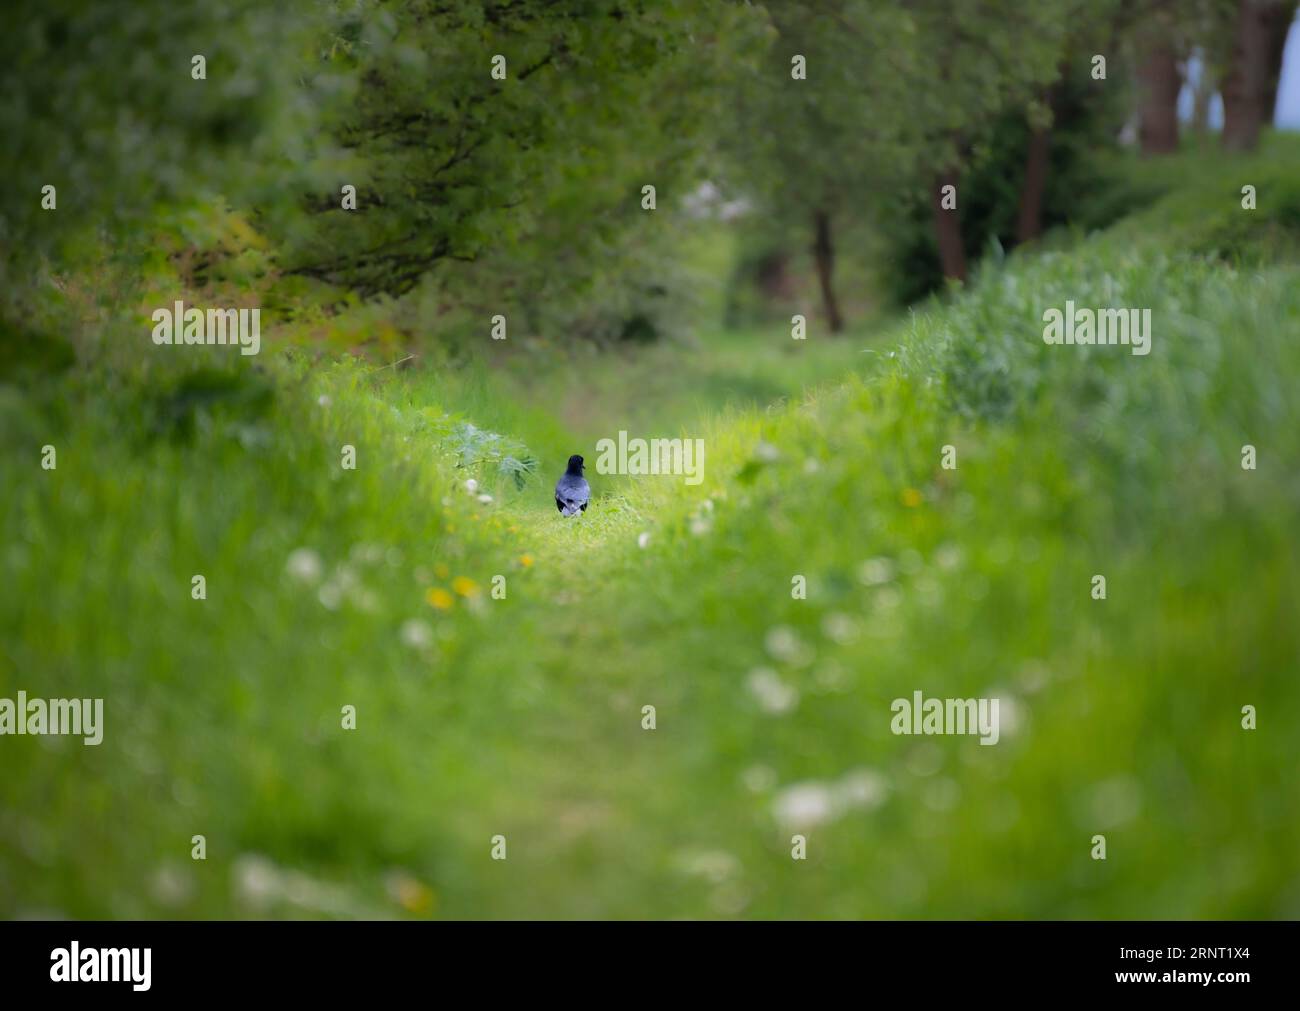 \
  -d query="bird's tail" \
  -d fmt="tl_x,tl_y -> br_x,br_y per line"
560,502 -> 581,517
